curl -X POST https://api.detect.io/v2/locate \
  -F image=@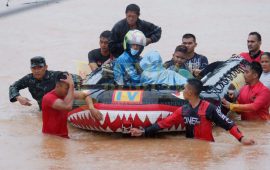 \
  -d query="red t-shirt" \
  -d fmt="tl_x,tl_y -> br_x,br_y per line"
157,101 -> 242,142
237,81 -> 270,120
240,51 -> 264,63
42,90 -> 69,138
